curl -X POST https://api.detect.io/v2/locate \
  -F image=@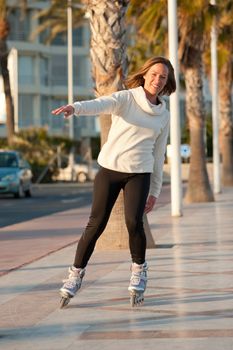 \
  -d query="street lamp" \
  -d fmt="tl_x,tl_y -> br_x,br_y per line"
67,0 -> 74,139
210,0 -> 221,194
67,0 -> 75,180
67,1 -> 87,180
167,0 -> 183,217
